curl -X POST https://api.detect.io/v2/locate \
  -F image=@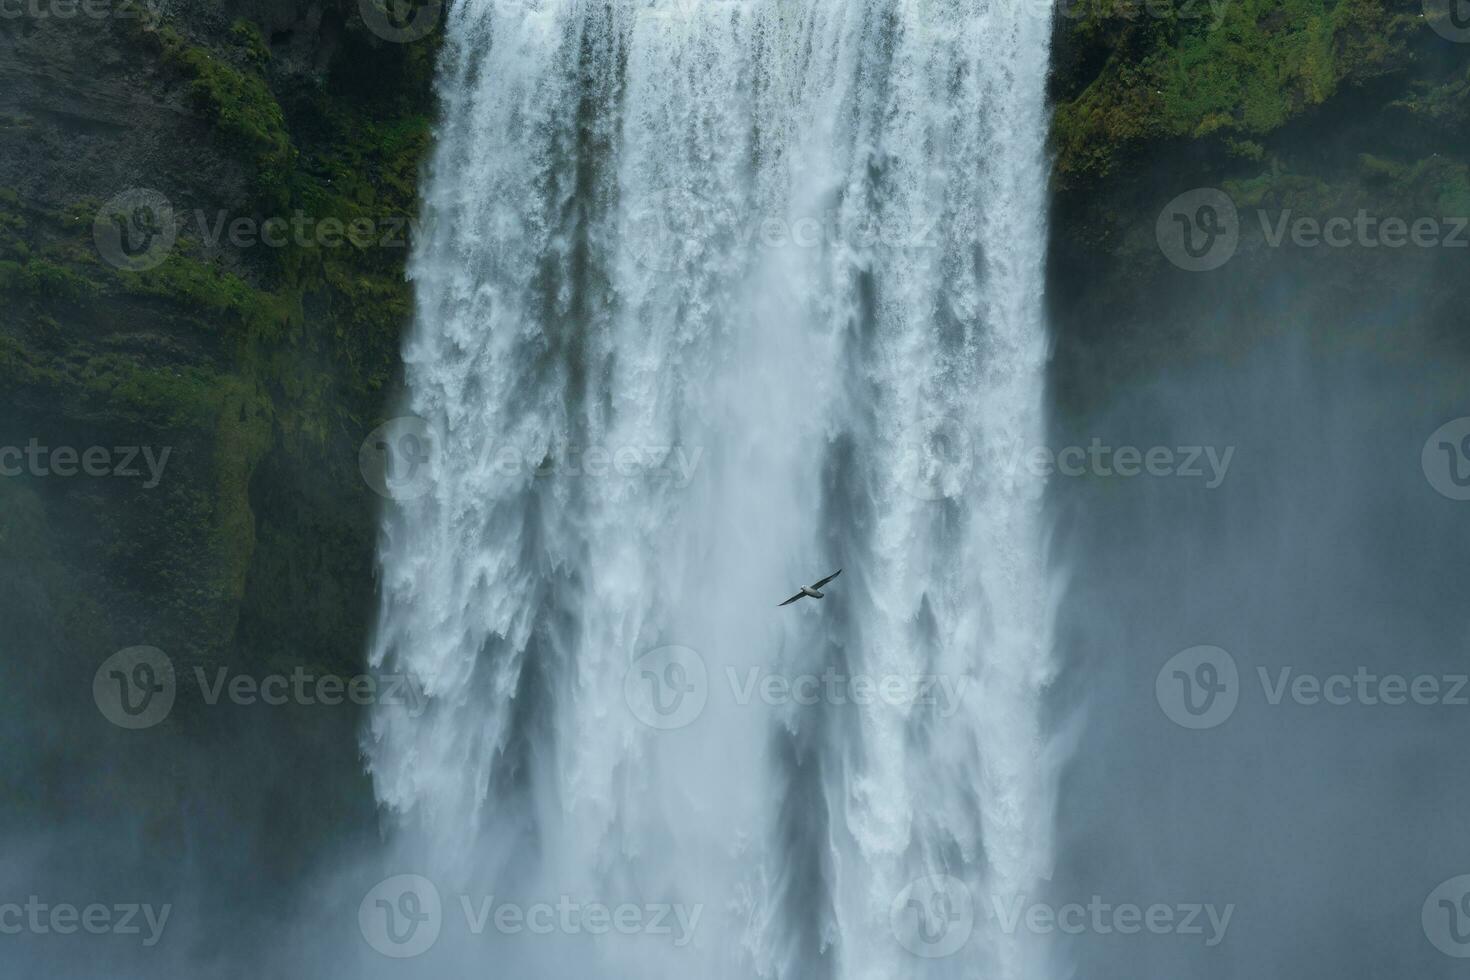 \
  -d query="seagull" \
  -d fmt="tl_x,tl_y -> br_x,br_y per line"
779,569 -> 842,607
